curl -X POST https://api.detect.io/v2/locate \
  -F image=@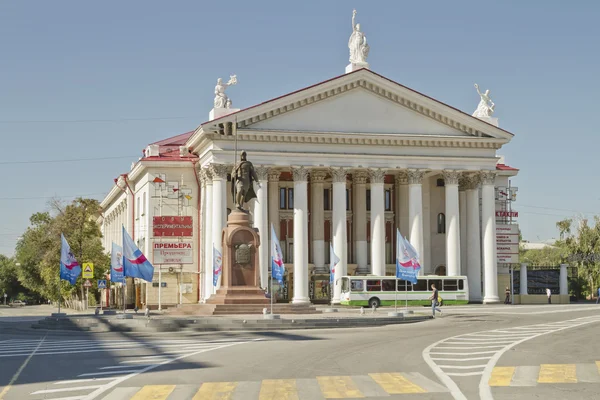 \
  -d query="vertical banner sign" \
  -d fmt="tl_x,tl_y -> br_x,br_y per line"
111,243 -> 125,283
213,246 -> 222,286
